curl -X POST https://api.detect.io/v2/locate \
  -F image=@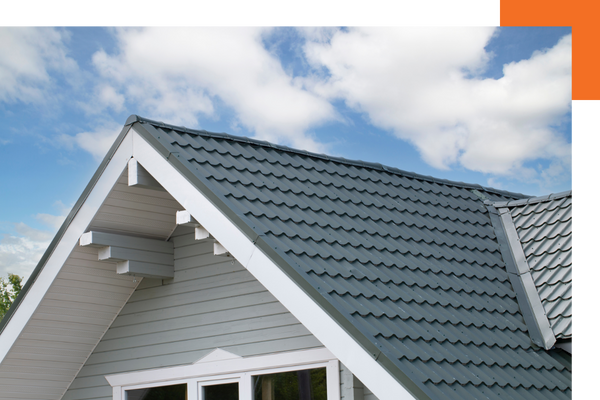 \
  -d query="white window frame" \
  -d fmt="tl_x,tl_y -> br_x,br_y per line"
106,348 -> 340,400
